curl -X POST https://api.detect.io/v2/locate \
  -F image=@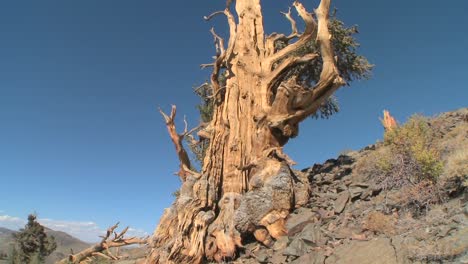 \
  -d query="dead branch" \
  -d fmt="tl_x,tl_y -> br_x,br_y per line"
204,11 -> 225,21
281,7 -> 299,39
265,53 -> 318,93
205,2 -> 237,100
265,7 -> 301,57
268,0 -> 345,132
381,110 -> 398,131
210,27 -> 225,56
200,63 -> 215,69
56,223 -> 148,264
266,1 -> 317,69
159,105 -> 193,181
